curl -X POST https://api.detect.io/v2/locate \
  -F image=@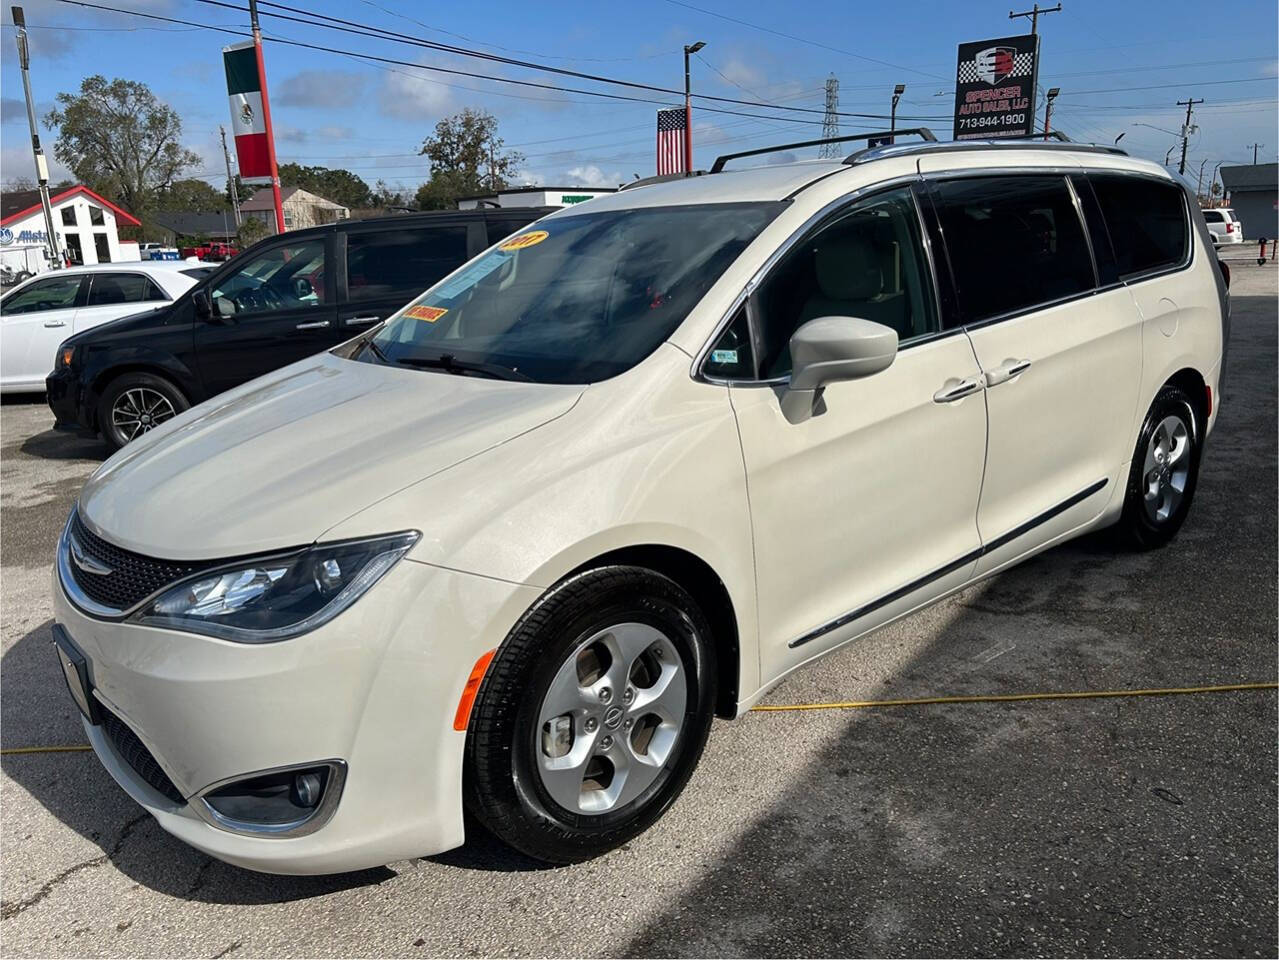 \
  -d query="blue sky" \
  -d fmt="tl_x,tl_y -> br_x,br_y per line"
2,0 -> 1276,199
